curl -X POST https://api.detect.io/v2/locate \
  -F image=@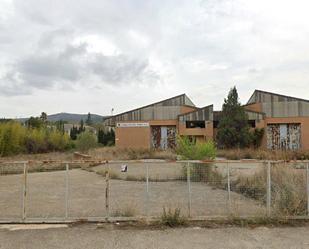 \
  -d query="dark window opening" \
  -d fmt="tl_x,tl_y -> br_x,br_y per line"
248,120 -> 256,128
186,121 -> 205,128
213,121 -> 219,128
